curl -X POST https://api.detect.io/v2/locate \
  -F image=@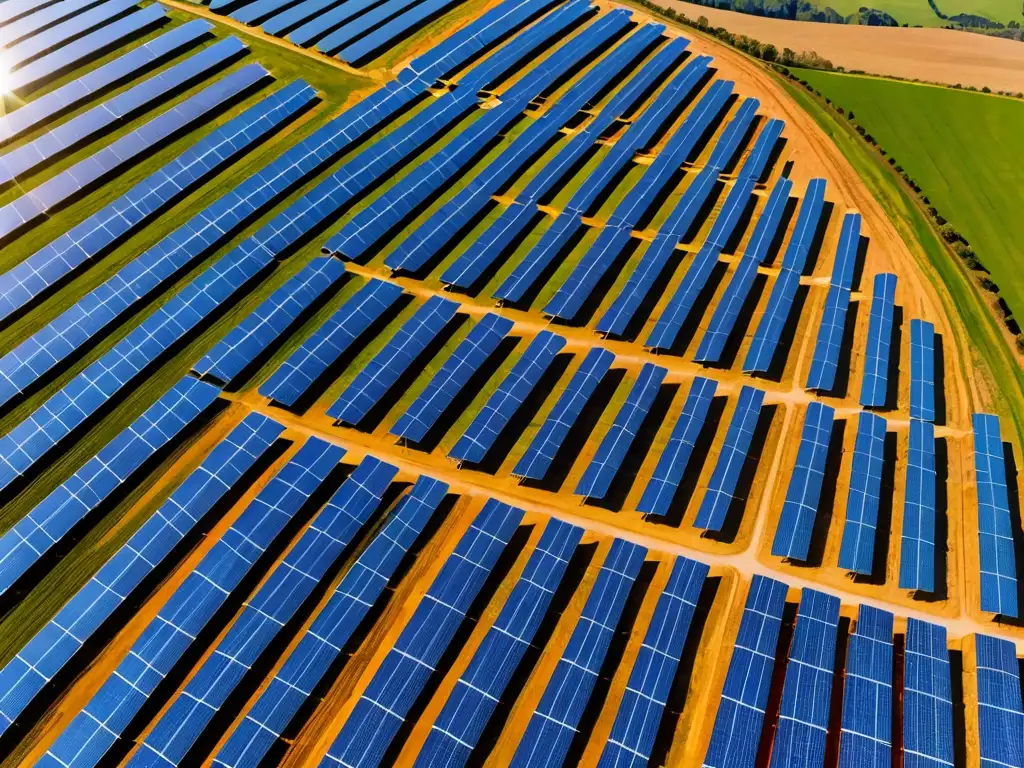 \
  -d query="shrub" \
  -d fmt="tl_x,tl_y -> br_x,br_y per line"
938,223 -> 959,242
980,276 -> 999,292
1016,334 -> 1024,354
